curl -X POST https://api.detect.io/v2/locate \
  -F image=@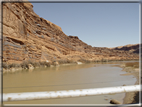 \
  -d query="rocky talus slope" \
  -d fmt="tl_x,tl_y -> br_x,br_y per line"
2,2 -> 139,64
